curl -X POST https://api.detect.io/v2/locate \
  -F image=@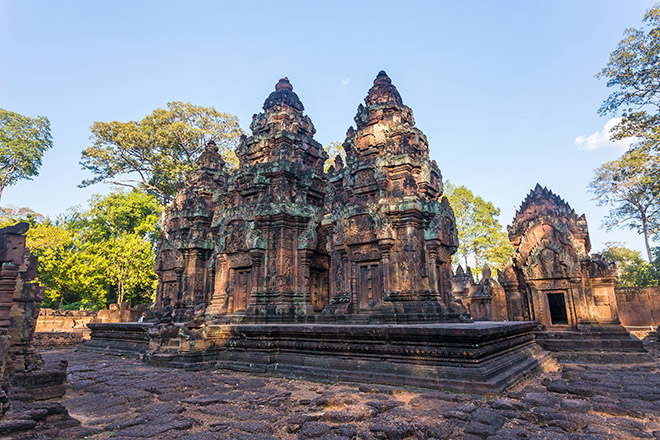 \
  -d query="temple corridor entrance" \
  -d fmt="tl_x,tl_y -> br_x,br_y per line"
546,292 -> 568,325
